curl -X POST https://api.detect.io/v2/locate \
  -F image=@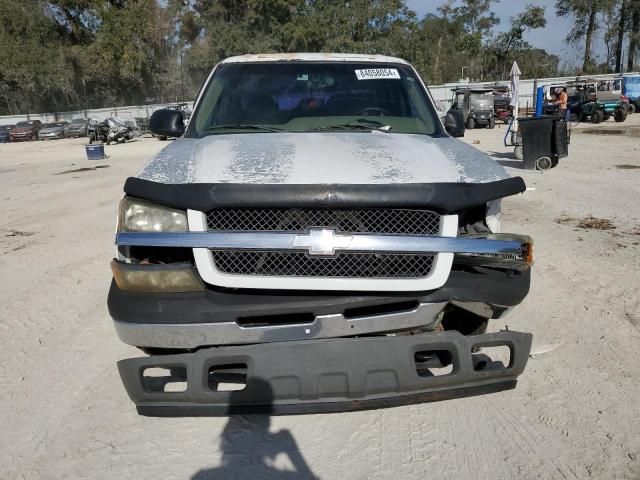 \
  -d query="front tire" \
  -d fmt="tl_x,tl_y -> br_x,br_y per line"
488,117 -> 496,129
591,110 -> 604,124
466,117 -> 476,129
614,109 -> 627,122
